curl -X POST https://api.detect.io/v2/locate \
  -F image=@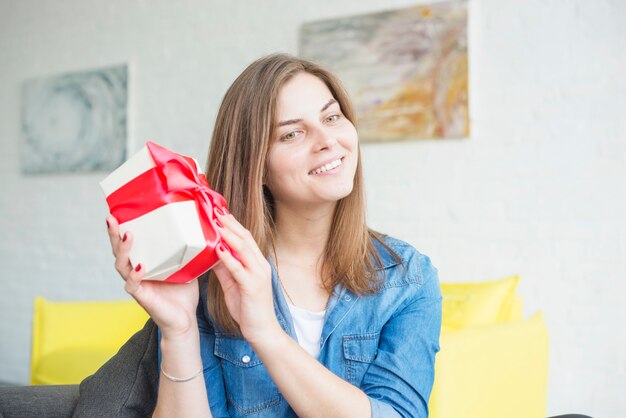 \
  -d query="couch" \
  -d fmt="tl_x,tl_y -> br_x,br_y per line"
0,276 -> 551,417
0,318 -> 159,417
